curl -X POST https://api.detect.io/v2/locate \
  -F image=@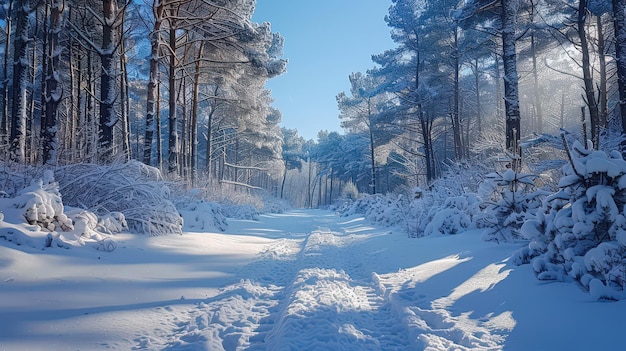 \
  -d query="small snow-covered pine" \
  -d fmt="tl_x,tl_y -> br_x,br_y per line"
514,142 -> 626,299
